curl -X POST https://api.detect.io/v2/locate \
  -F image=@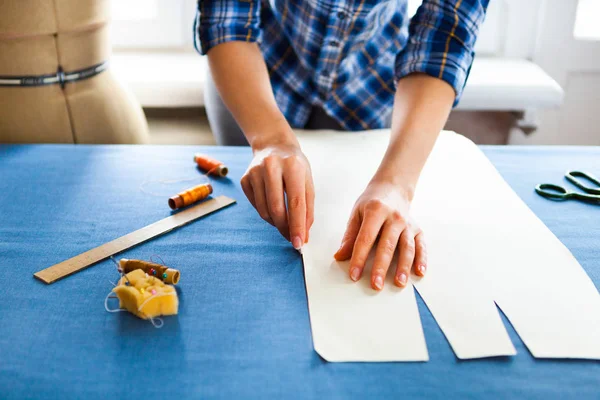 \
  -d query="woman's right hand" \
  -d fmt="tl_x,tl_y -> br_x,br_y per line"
206,42 -> 313,247
240,137 -> 315,250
